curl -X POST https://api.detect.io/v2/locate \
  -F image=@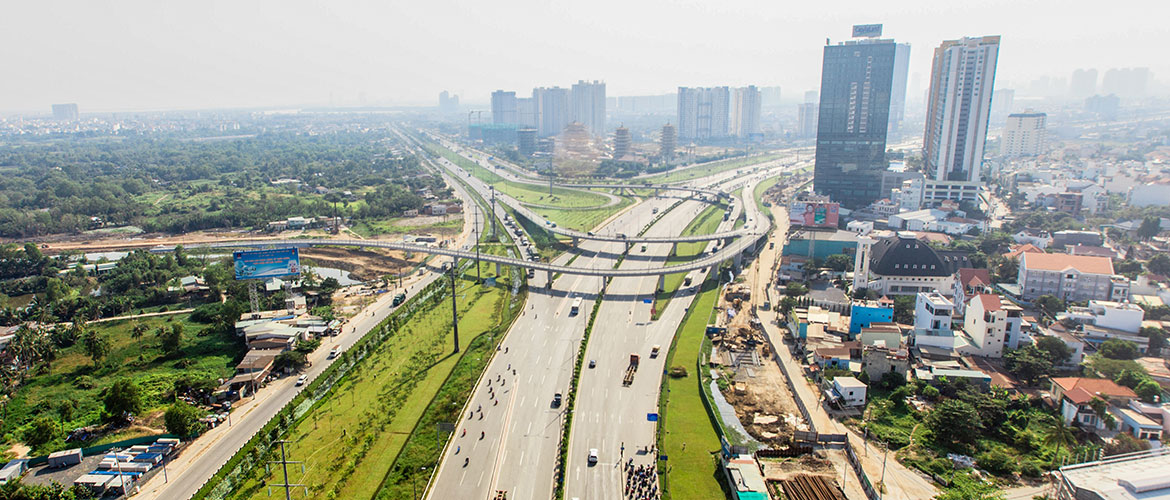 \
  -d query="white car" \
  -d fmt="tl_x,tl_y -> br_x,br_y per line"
588,448 -> 598,465
296,375 -> 307,386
